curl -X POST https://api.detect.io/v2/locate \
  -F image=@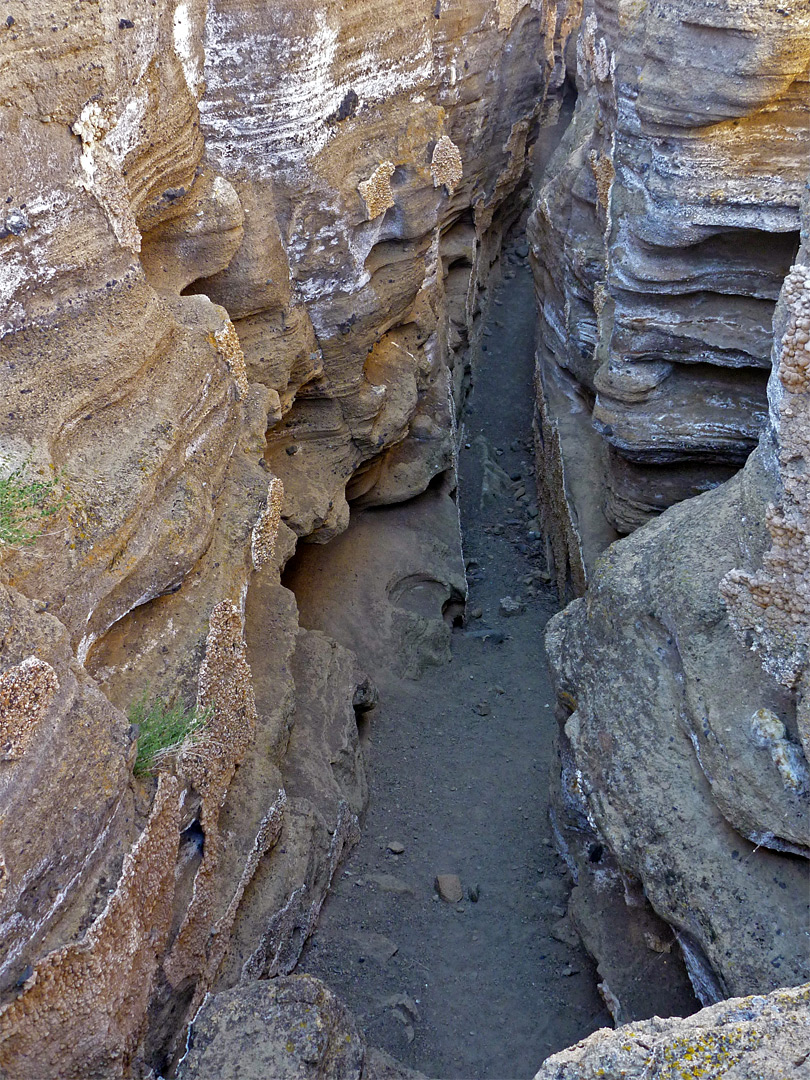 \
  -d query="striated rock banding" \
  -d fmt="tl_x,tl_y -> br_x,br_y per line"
542,116 -> 810,1011
530,0 -> 810,587
0,0 -> 579,1073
